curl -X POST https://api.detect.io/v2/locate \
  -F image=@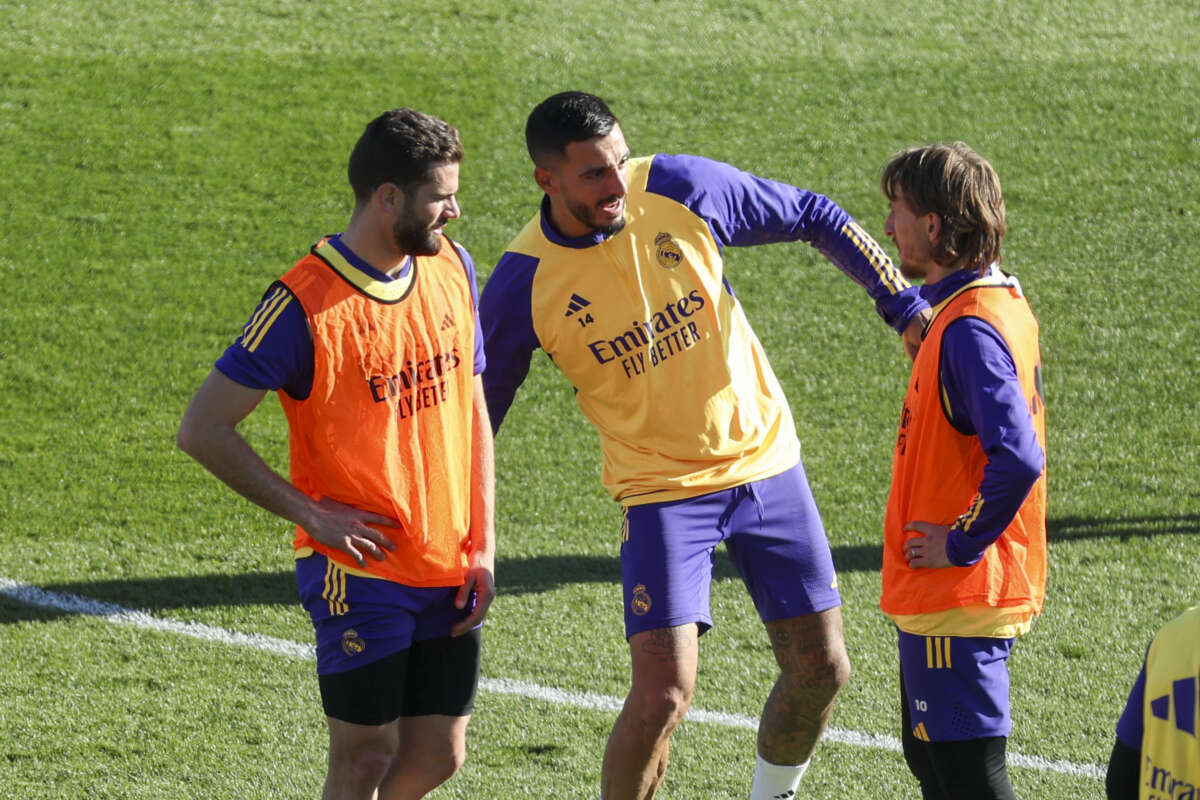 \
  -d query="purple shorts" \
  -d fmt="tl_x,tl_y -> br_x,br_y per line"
296,553 -> 474,675
898,629 -> 1015,741
619,461 -> 841,639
